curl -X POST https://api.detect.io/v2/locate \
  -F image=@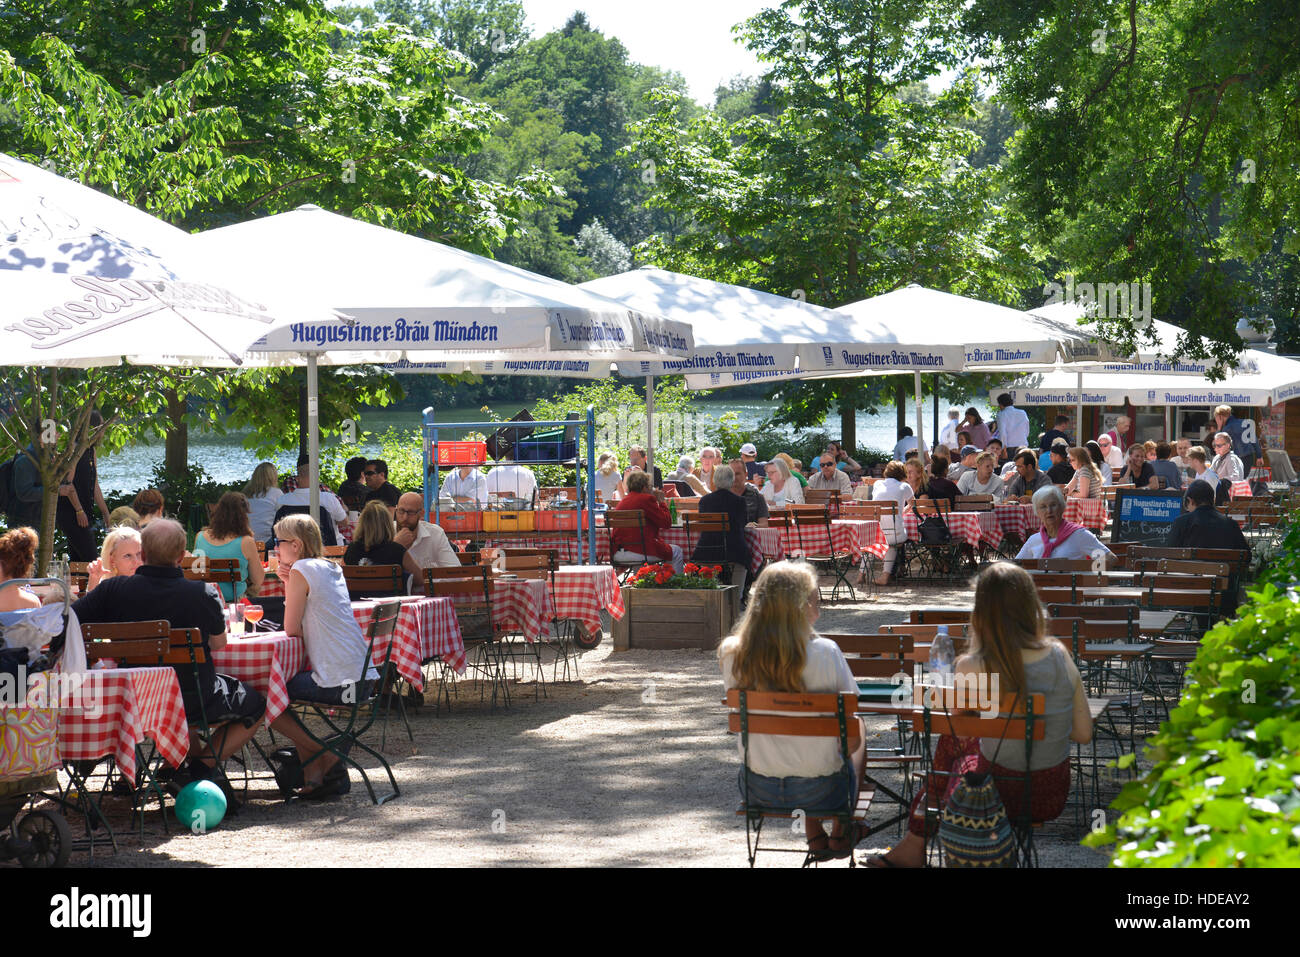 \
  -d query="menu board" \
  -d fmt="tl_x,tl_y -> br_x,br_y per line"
1113,488 -> 1184,544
